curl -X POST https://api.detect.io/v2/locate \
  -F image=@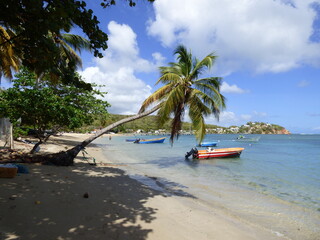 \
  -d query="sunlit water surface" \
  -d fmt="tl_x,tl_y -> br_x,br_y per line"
95,134 -> 320,239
